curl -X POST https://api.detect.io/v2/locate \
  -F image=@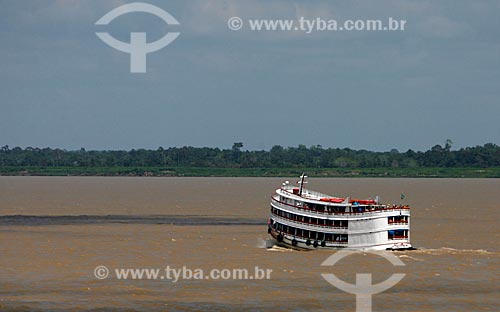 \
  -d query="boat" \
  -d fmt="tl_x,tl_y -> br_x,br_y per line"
267,174 -> 415,251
